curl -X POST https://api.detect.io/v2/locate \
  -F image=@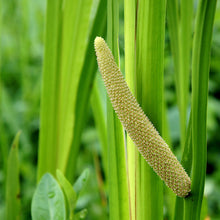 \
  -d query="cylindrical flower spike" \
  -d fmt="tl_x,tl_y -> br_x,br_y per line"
94,36 -> 191,197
